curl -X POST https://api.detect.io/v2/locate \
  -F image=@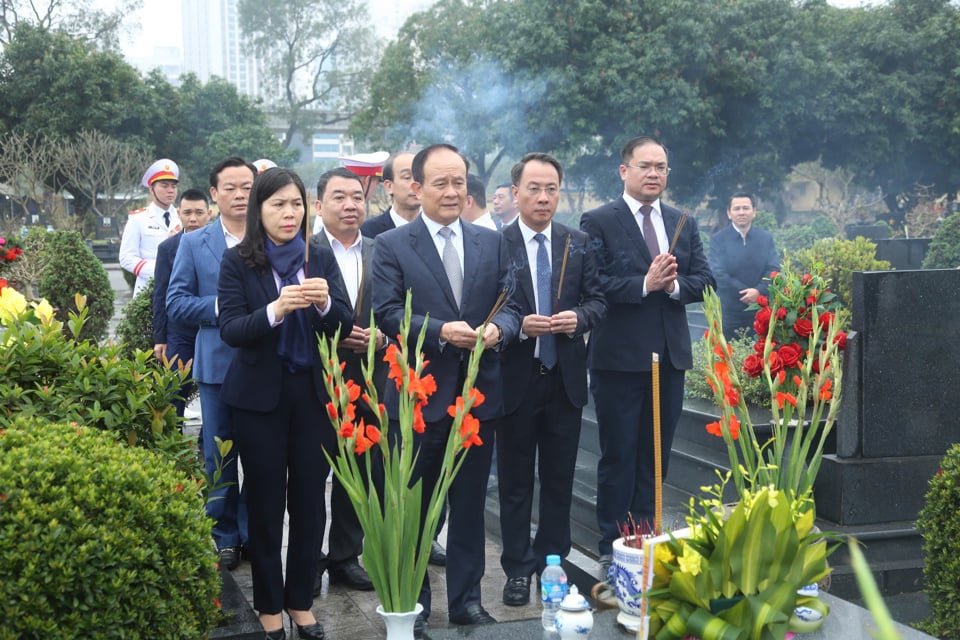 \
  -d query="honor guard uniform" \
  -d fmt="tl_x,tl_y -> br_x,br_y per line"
120,159 -> 181,295
253,158 -> 277,174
